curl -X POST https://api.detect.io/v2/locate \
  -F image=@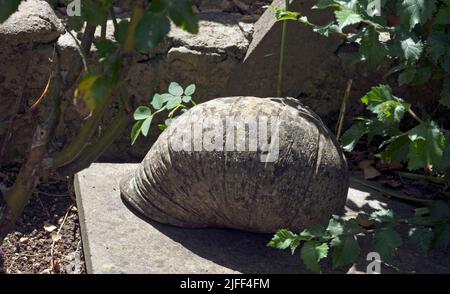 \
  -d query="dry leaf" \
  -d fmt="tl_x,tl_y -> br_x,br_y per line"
356,213 -> 375,228
19,237 -> 29,243
358,160 -> 381,179
40,268 -> 52,274
43,222 -> 57,233
50,232 -> 61,242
